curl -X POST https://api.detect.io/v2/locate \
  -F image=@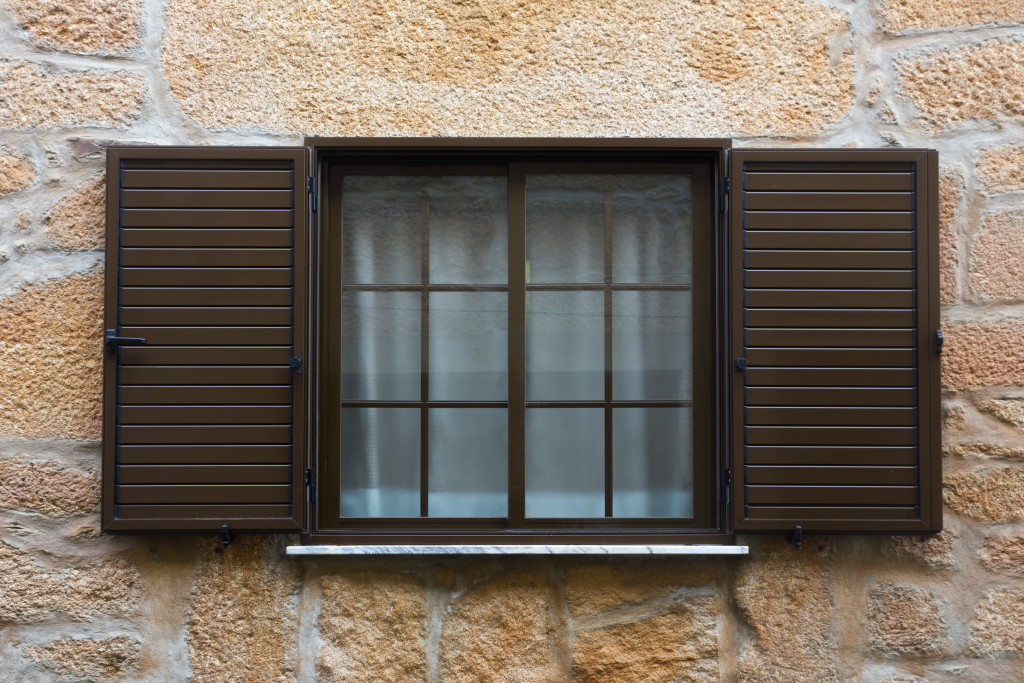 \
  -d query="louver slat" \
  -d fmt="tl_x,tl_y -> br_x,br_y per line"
103,147 -> 307,532
730,149 -> 941,533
